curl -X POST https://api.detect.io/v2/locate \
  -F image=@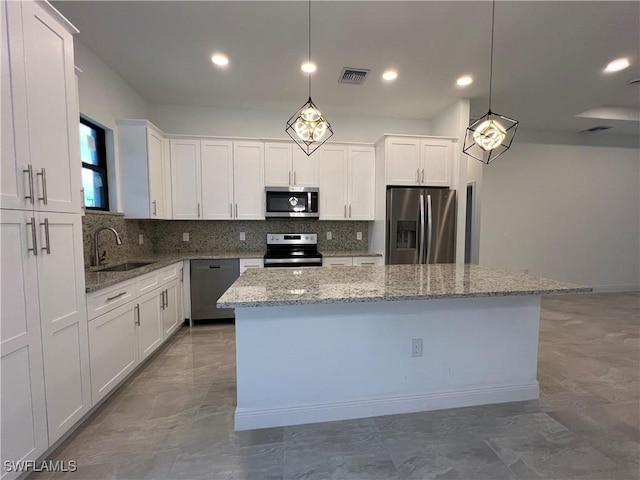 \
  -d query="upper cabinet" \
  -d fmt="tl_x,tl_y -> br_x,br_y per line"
264,142 -> 318,187
319,144 -> 375,220
1,1 -> 81,214
118,120 -> 170,219
170,138 -> 264,220
383,136 -> 454,187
